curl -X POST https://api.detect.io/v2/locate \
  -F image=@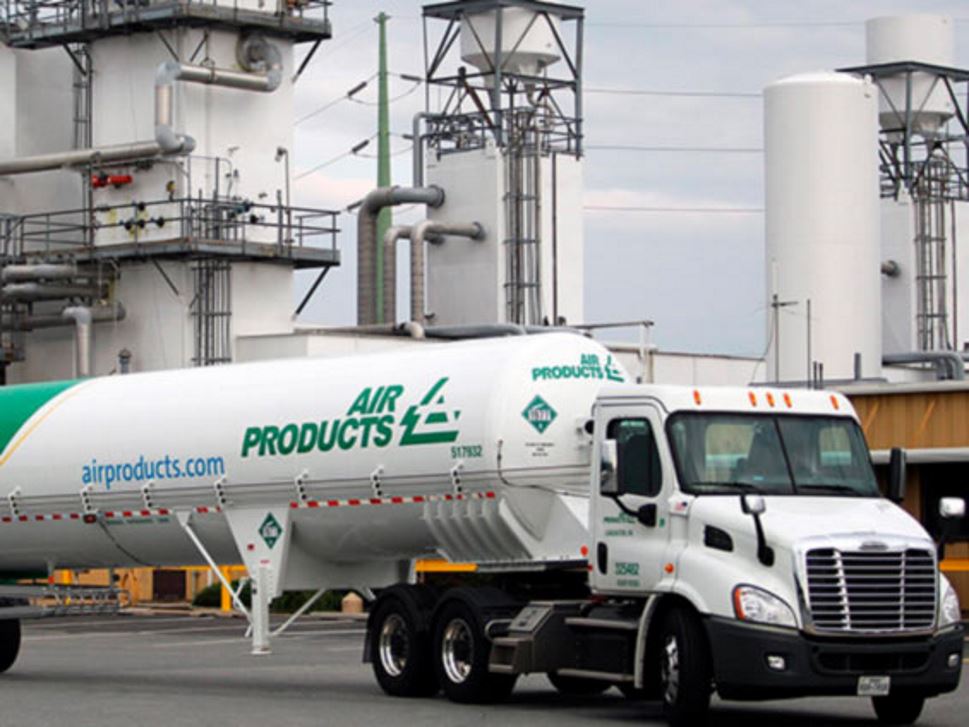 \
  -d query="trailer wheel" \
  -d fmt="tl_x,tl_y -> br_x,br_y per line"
872,693 -> 925,725
433,599 -> 517,703
658,609 -> 711,727
547,671 -> 611,696
369,597 -> 437,697
0,620 -> 21,674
